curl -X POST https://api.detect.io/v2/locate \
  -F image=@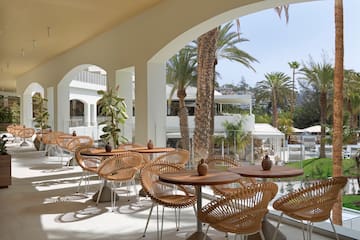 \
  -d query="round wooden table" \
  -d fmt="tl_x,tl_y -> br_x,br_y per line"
130,147 -> 175,162
228,165 -> 304,179
159,170 -> 241,240
80,147 -> 137,157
